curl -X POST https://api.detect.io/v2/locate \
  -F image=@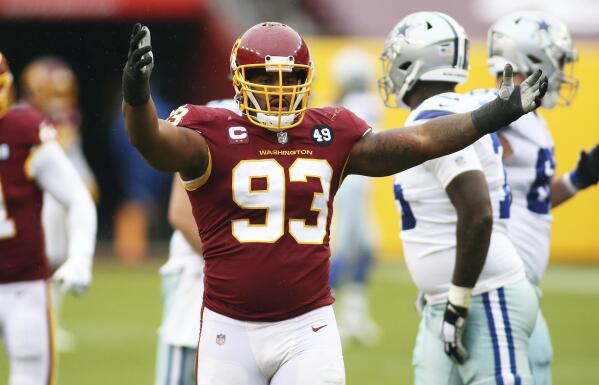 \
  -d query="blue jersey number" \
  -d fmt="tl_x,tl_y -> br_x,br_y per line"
393,184 -> 416,230
527,147 -> 555,214
490,133 -> 512,219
